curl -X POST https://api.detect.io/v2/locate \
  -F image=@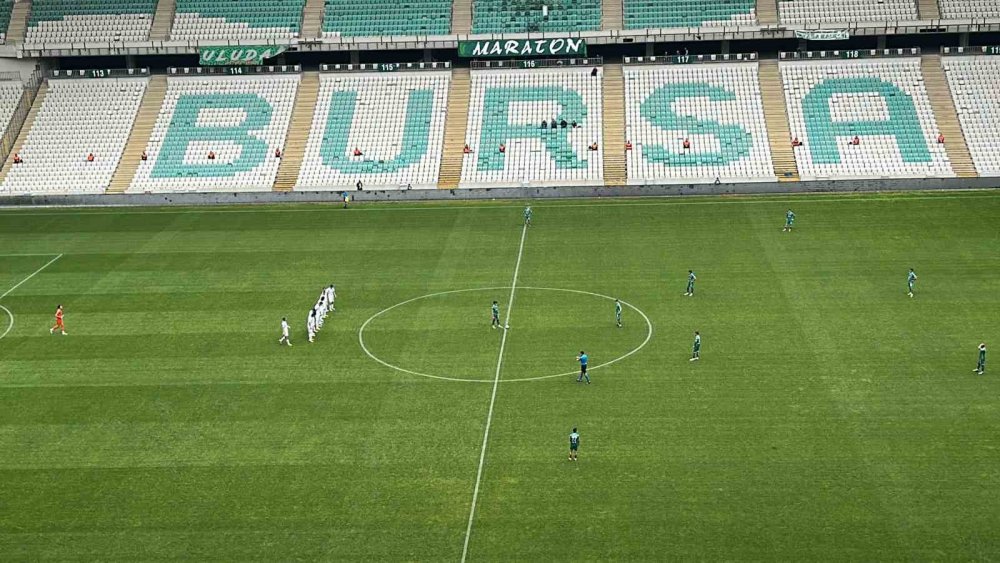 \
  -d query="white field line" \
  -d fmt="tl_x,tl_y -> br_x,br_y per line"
0,305 -> 13,340
461,222 -> 528,562
0,254 -> 63,300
